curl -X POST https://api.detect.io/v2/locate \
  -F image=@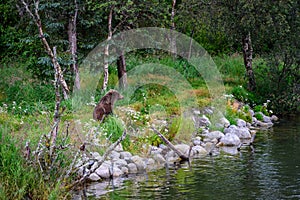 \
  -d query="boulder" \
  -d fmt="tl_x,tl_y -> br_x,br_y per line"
120,151 -> 132,159
271,115 -> 279,122
114,159 -> 128,168
192,145 -> 207,156
131,155 -> 146,171
224,125 -> 251,139
95,165 -> 111,179
88,173 -> 101,181
174,144 -> 190,155
263,115 -> 272,123
120,166 -> 129,174
237,119 -> 247,127
205,131 -> 224,140
127,163 -> 138,173
111,167 -> 123,177
115,143 -> 123,152
218,117 -> 230,128
110,151 -> 120,160
152,153 -> 166,164
220,133 -> 241,146
90,152 -> 102,160
198,115 -> 211,127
